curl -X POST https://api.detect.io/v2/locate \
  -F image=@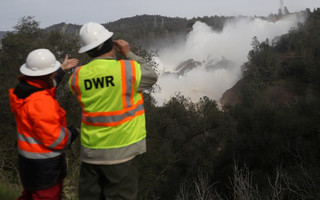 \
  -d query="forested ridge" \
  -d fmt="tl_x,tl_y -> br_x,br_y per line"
1,8 -> 320,199
44,14 -> 232,49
